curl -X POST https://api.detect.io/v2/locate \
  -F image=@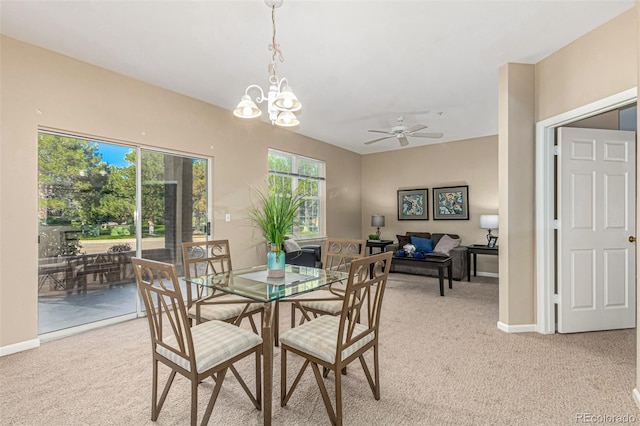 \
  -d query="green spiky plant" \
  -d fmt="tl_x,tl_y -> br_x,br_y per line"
248,185 -> 307,251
